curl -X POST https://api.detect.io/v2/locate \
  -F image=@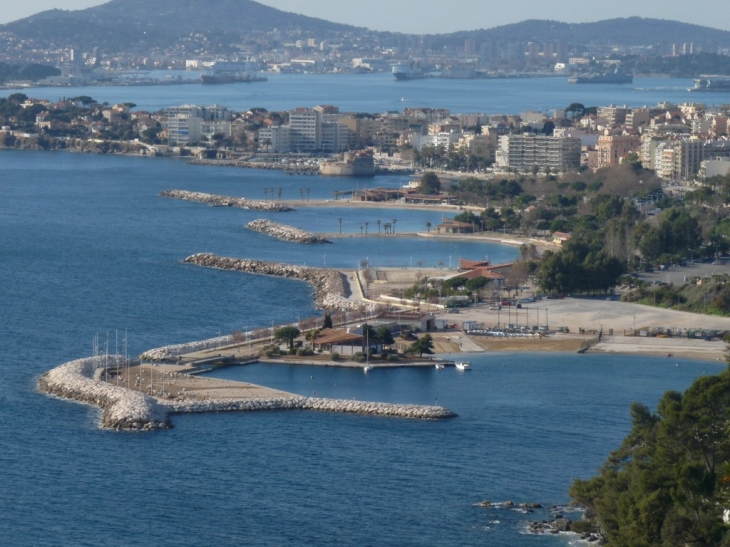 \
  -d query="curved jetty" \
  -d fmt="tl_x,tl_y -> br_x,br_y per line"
184,253 -> 373,311
246,219 -> 330,244
160,190 -> 292,212
38,356 -> 456,431
38,356 -> 171,431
